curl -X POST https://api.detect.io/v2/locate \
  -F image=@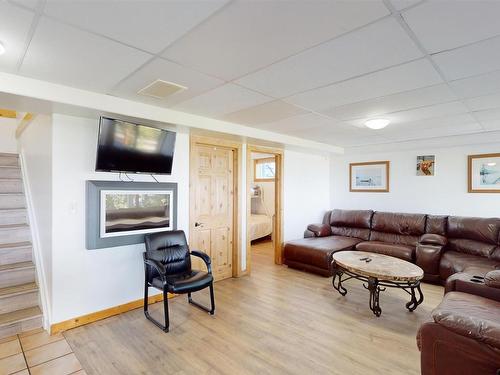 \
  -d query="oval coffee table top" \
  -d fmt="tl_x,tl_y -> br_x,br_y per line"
332,251 -> 424,282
